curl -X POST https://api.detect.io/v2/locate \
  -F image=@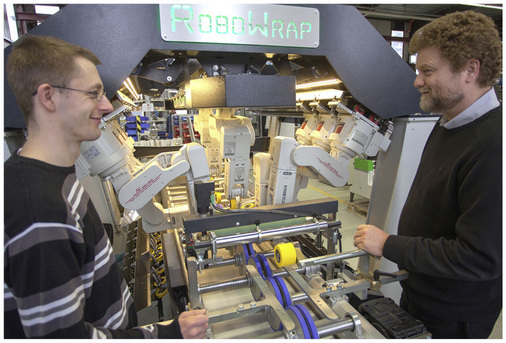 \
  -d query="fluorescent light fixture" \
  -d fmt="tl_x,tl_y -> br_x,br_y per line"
35,5 -> 60,15
463,3 -> 502,10
116,90 -> 135,106
296,78 -> 342,90
5,5 -> 18,42
296,89 -> 344,101
123,77 -> 139,100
